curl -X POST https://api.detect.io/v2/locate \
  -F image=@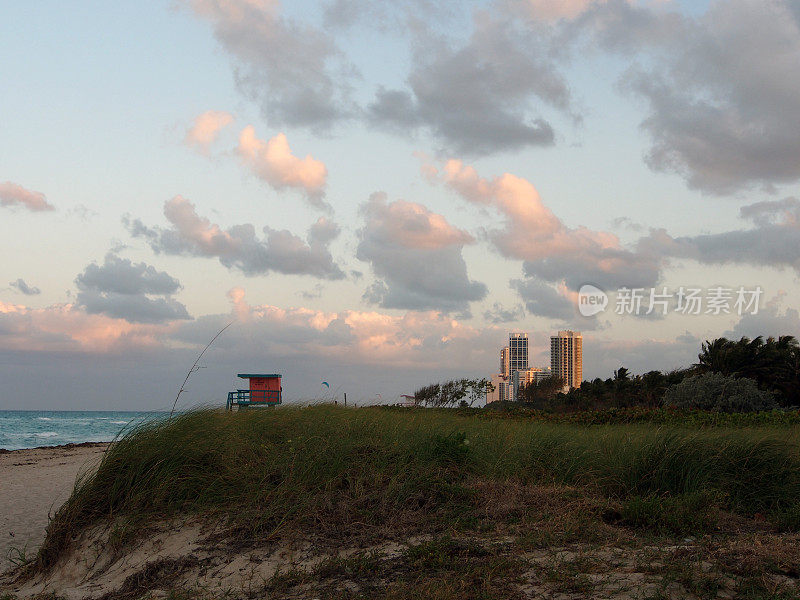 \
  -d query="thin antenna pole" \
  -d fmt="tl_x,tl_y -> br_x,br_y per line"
170,322 -> 233,417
